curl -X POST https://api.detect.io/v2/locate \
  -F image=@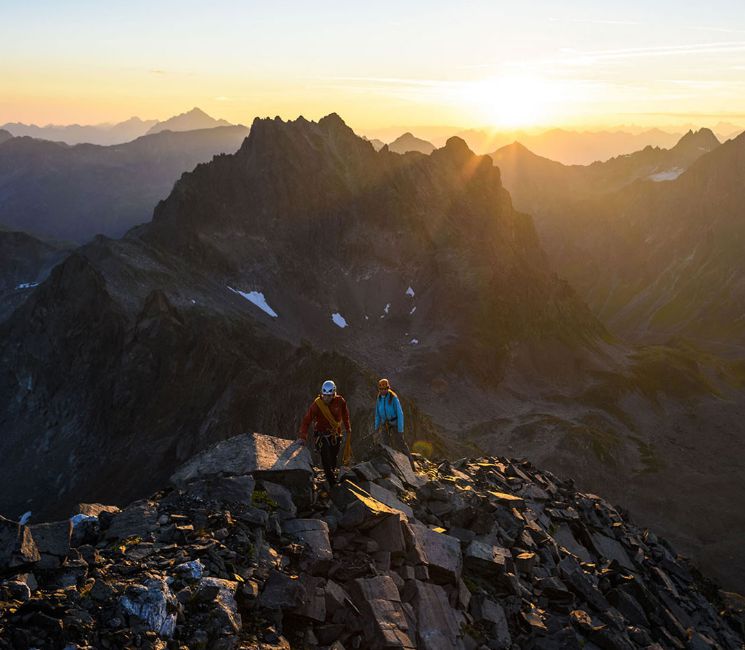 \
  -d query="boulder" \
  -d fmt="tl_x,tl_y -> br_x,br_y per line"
0,514 -> 40,571
406,522 -> 462,584
171,433 -> 313,508
470,596 -> 511,649
411,580 -> 465,649
119,578 -> 177,638
105,501 -> 159,541
259,569 -> 306,610
294,575 -> 326,622
28,520 -> 72,569
463,540 -> 511,577
339,483 -> 401,530
349,575 -> 416,649
589,533 -> 636,573
282,519 -> 332,571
